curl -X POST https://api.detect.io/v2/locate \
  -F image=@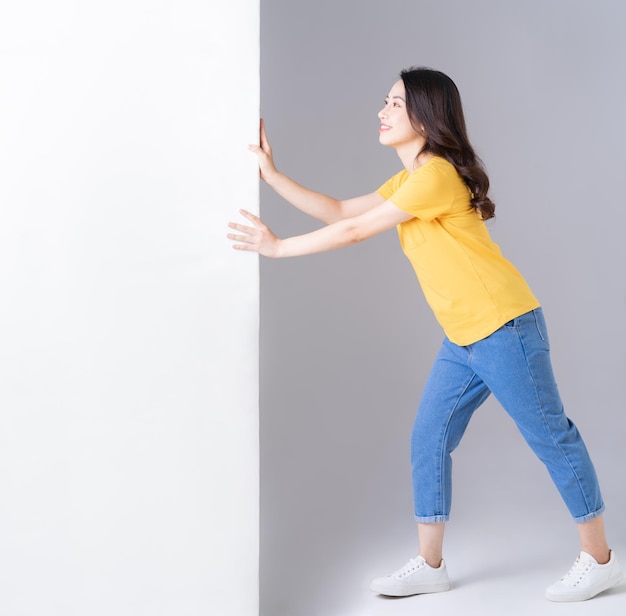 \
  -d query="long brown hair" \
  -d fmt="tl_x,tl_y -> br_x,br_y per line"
400,67 -> 495,220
